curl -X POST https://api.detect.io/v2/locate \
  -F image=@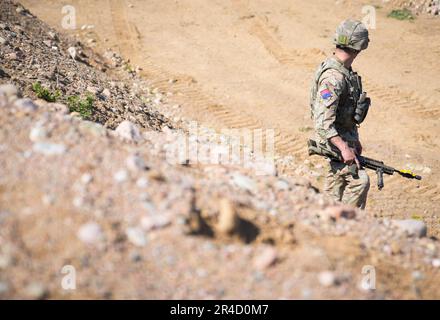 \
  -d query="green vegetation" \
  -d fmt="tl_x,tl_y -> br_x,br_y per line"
32,82 -> 61,102
67,95 -> 94,119
388,8 -> 415,21
299,126 -> 313,133
124,63 -> 135,73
